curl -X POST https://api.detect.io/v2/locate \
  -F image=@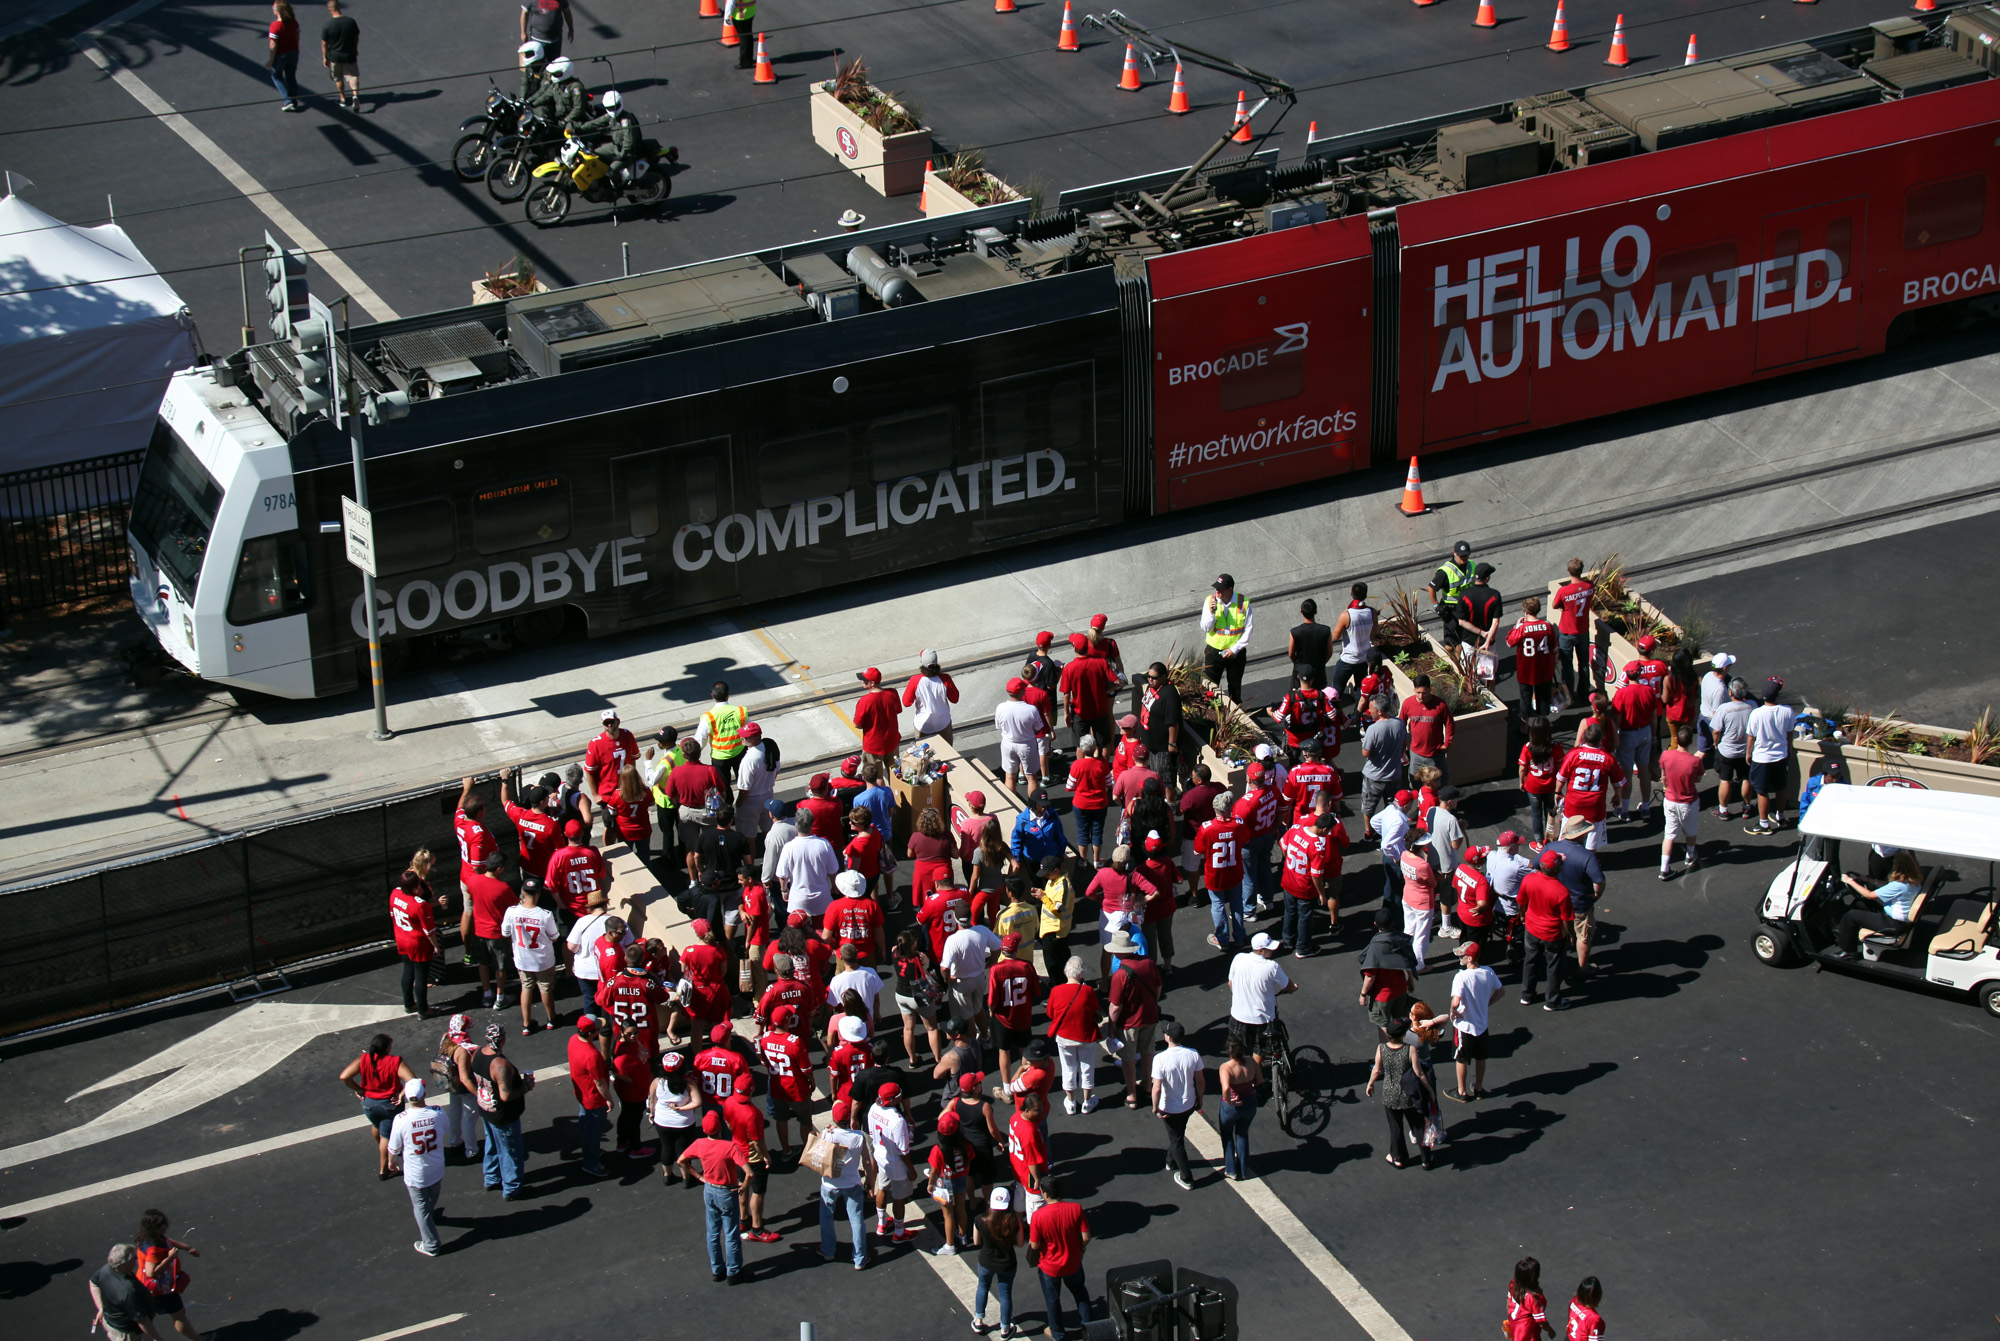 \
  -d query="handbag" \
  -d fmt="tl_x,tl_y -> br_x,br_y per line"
799,1128 -> 844,1179
1398,1058 -> 1423,1101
